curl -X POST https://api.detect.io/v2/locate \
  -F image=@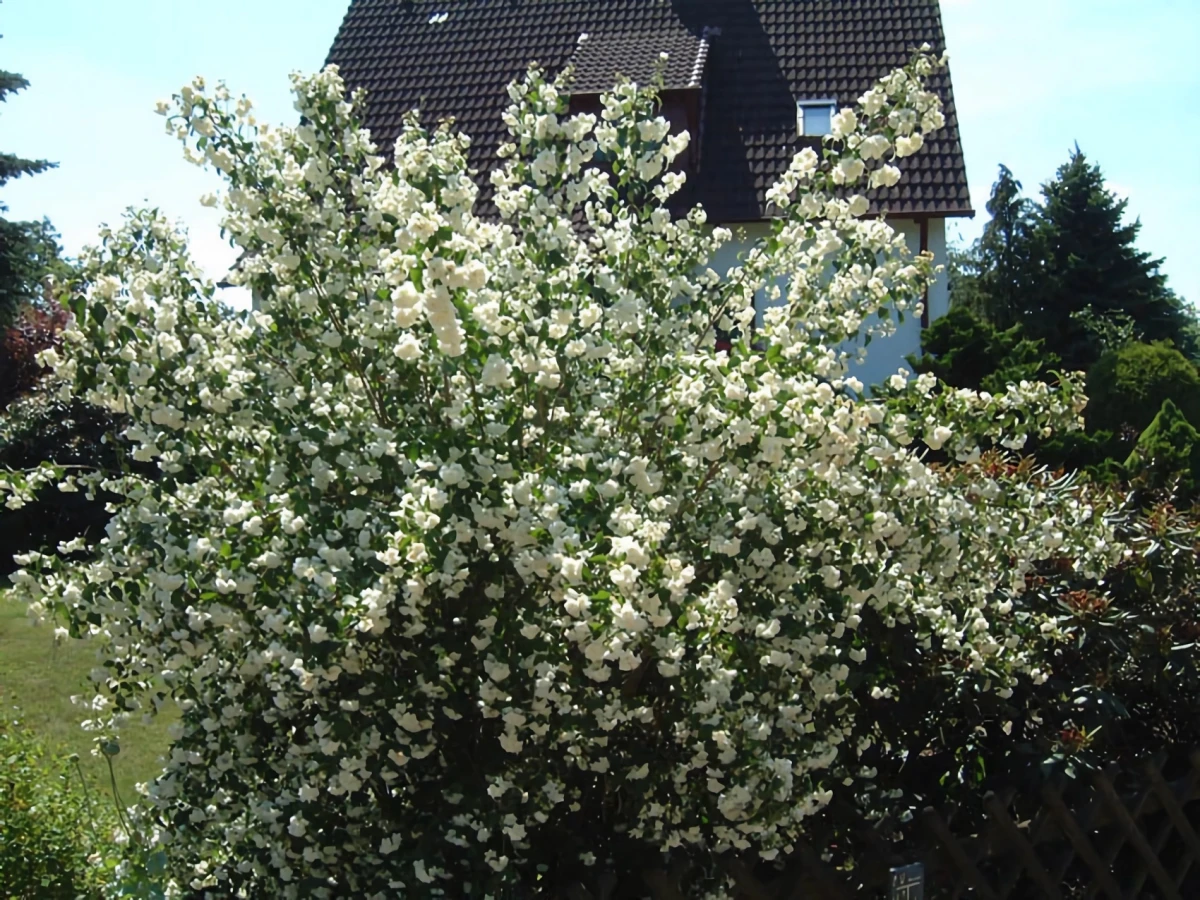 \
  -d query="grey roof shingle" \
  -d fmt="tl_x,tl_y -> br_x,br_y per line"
569,26 -> 708,93
326,0 -> 973,222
